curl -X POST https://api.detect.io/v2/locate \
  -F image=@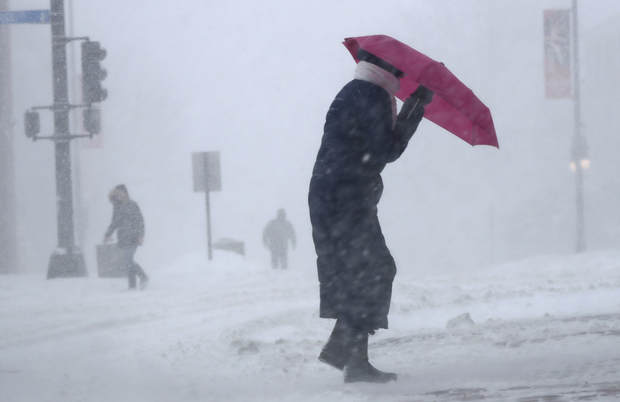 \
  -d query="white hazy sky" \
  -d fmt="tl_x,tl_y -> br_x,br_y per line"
7,0 -> 620,274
